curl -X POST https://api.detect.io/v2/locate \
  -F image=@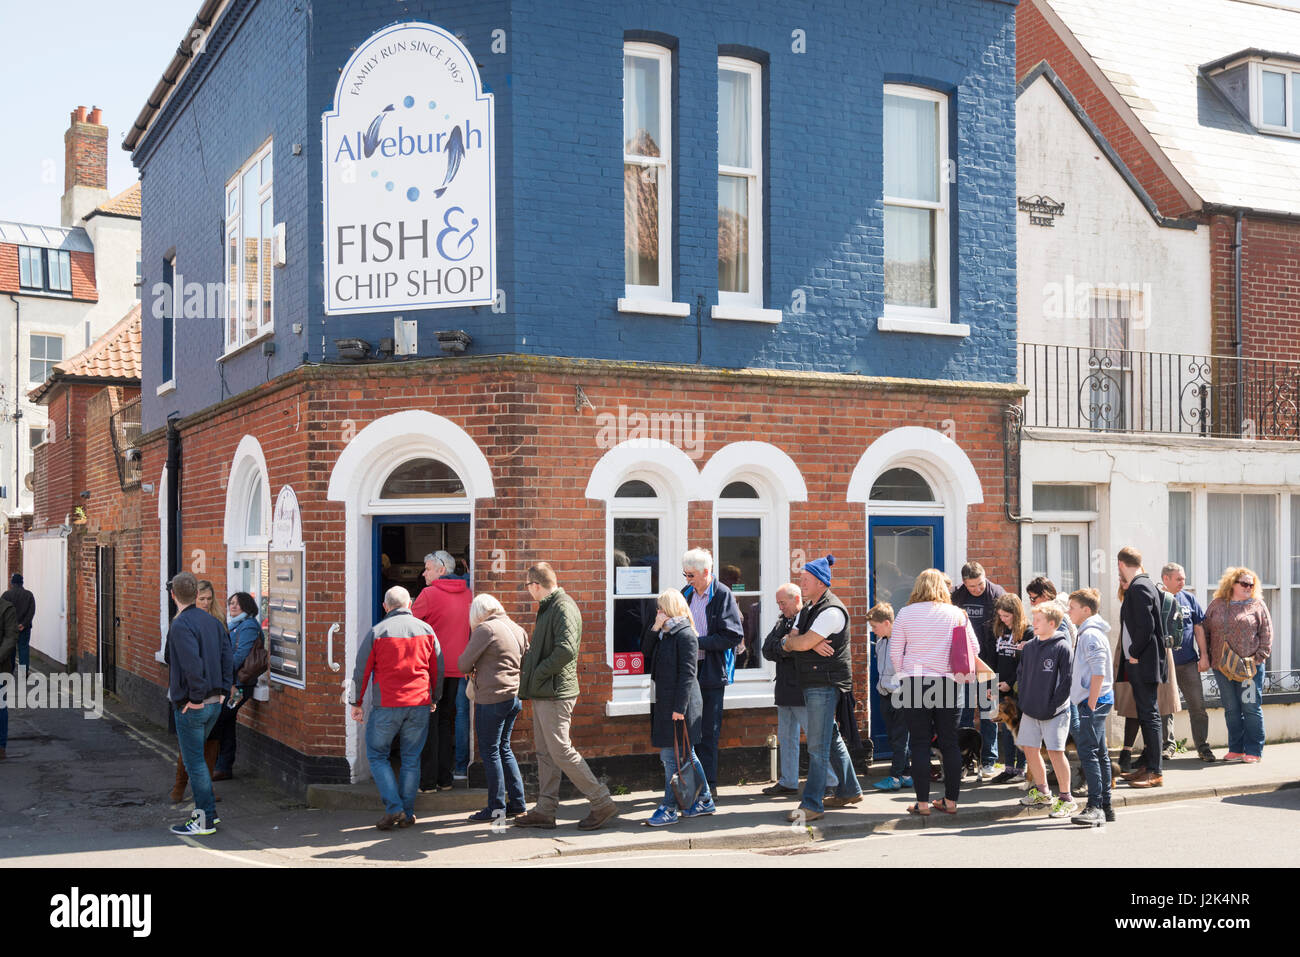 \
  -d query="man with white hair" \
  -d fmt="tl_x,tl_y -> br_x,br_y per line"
1160,562 -> 1214,762
681,547 -> 744,799
412,549 -> 472,790
349,585 -> 444,830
